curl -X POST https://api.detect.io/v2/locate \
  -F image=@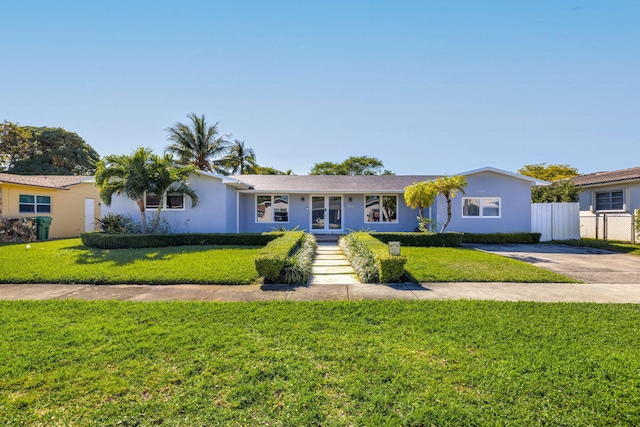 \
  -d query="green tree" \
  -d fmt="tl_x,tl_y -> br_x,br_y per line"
404,181 -> 437,220
95,147 -> 198,234
309,156 -> 393,175
0,122 -> 99,175
255,166 -> 293,175
0,121 -> 32,171
518,163 -> 579,182
220,140 -> 258,174
165,113 -> 230,173
432,175 -> 467,232
531,181 -> 581,203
